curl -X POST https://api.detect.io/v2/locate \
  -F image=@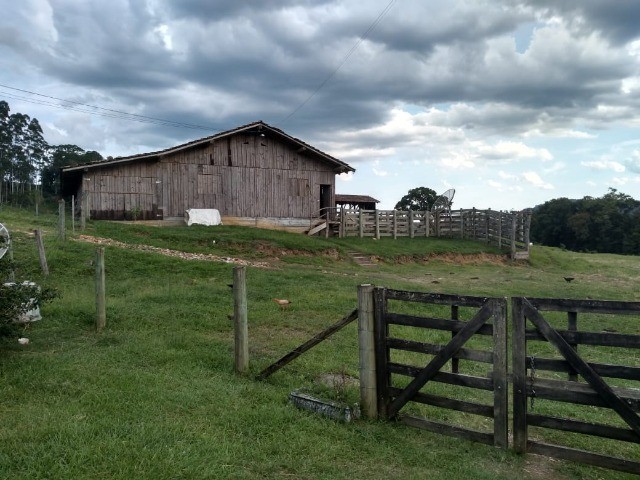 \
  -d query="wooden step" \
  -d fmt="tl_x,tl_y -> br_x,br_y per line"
347,251 -> 377,267
307,222 -> 327,236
